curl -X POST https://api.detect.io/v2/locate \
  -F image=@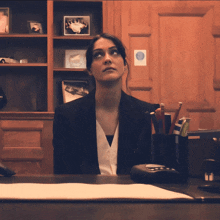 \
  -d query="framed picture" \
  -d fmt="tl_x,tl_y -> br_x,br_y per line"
27,20 -> 43,34
65,49 -> 87,68
64,16 -> 90,35
0,8 -> 9,34
62,80 -> 89,103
